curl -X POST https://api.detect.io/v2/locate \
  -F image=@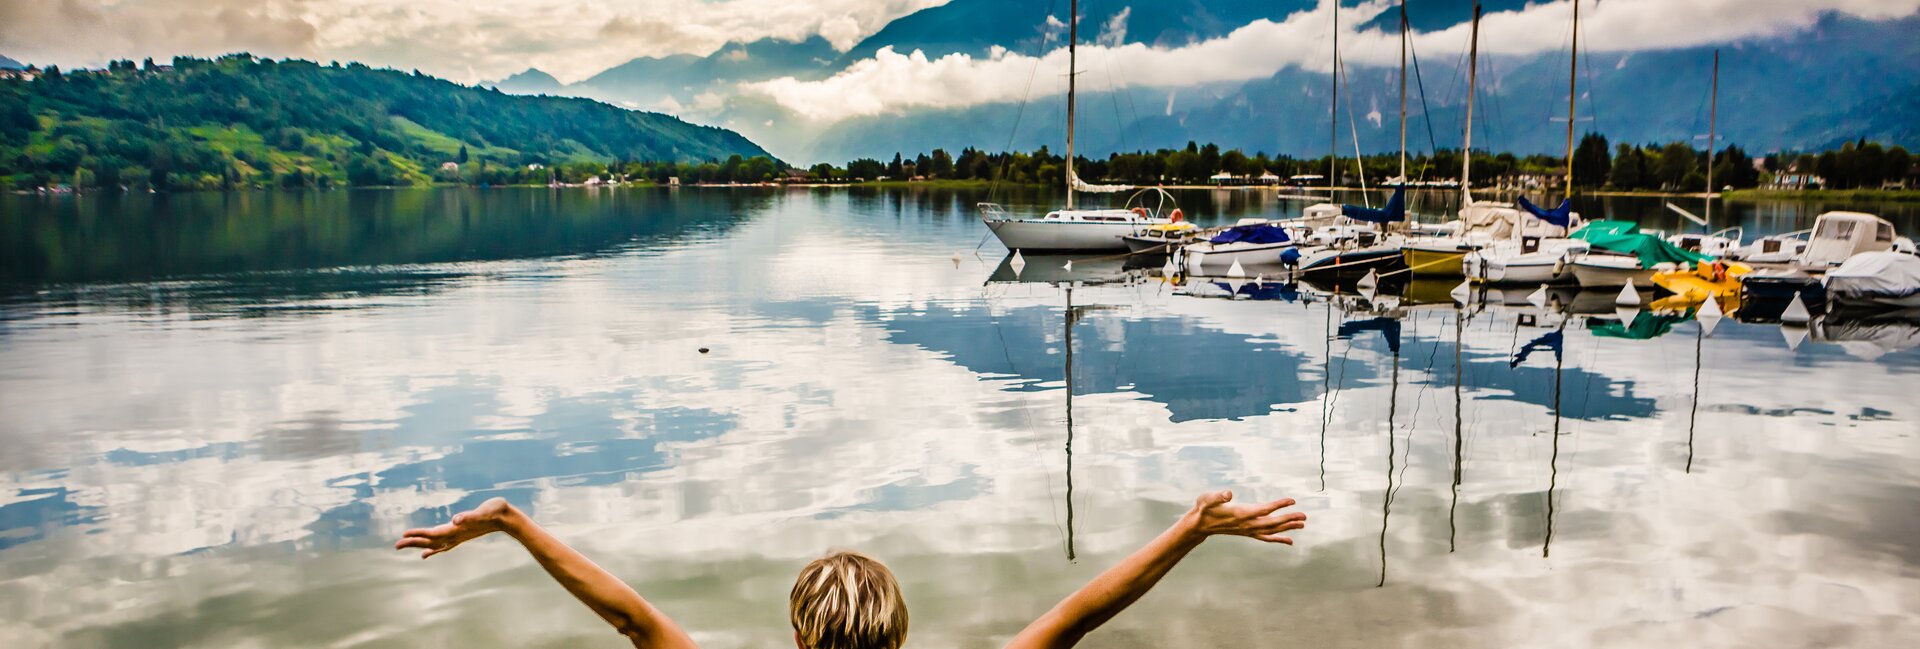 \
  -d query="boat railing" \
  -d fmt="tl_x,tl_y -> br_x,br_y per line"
976,202 -> 1012,221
